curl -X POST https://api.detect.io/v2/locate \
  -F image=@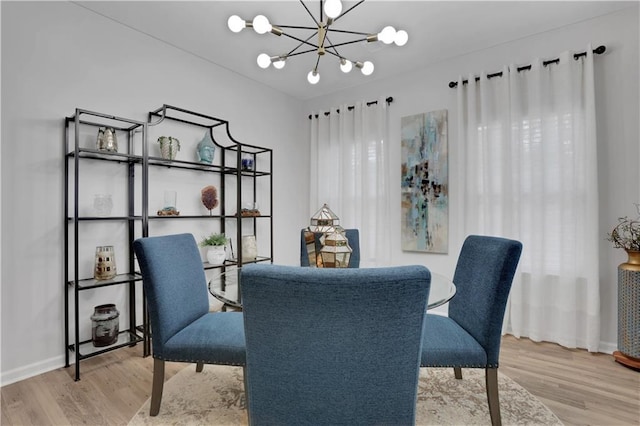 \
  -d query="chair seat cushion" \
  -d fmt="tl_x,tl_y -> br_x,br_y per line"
420,314 -> 488,367
161,312 -> 245,365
